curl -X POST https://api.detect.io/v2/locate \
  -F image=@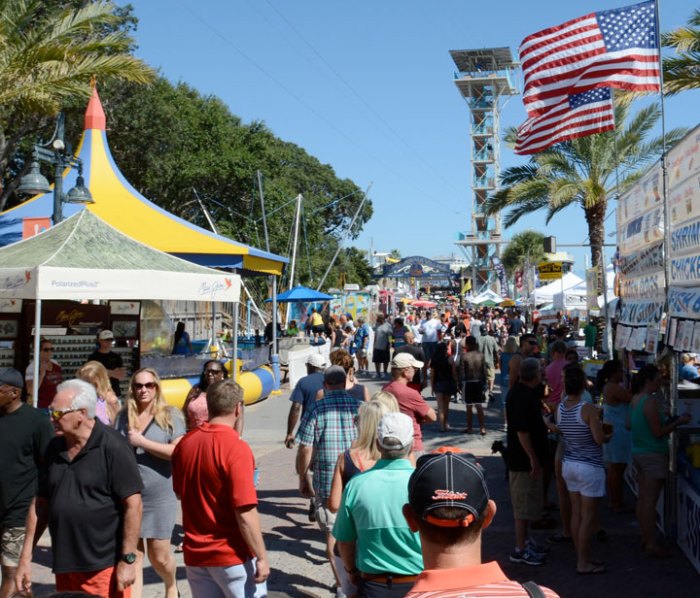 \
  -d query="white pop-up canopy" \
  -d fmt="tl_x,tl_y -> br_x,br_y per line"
0,210 -> 241,404
532,272 -> 583,304
0,210 -> 241,302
